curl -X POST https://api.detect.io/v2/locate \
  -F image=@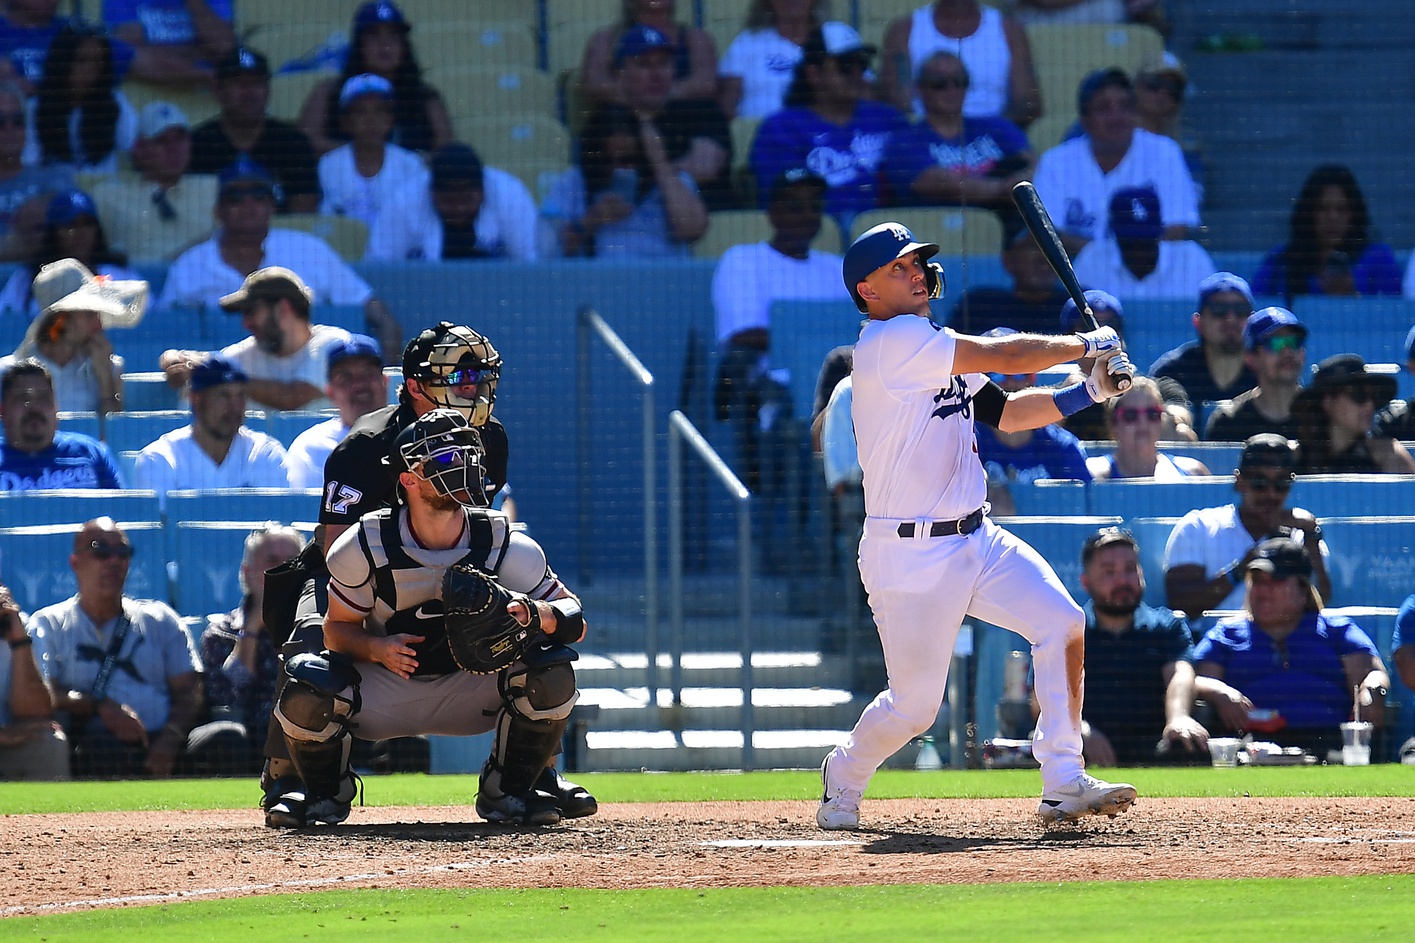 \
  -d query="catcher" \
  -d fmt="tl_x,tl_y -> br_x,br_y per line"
273,409 -> 591,826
